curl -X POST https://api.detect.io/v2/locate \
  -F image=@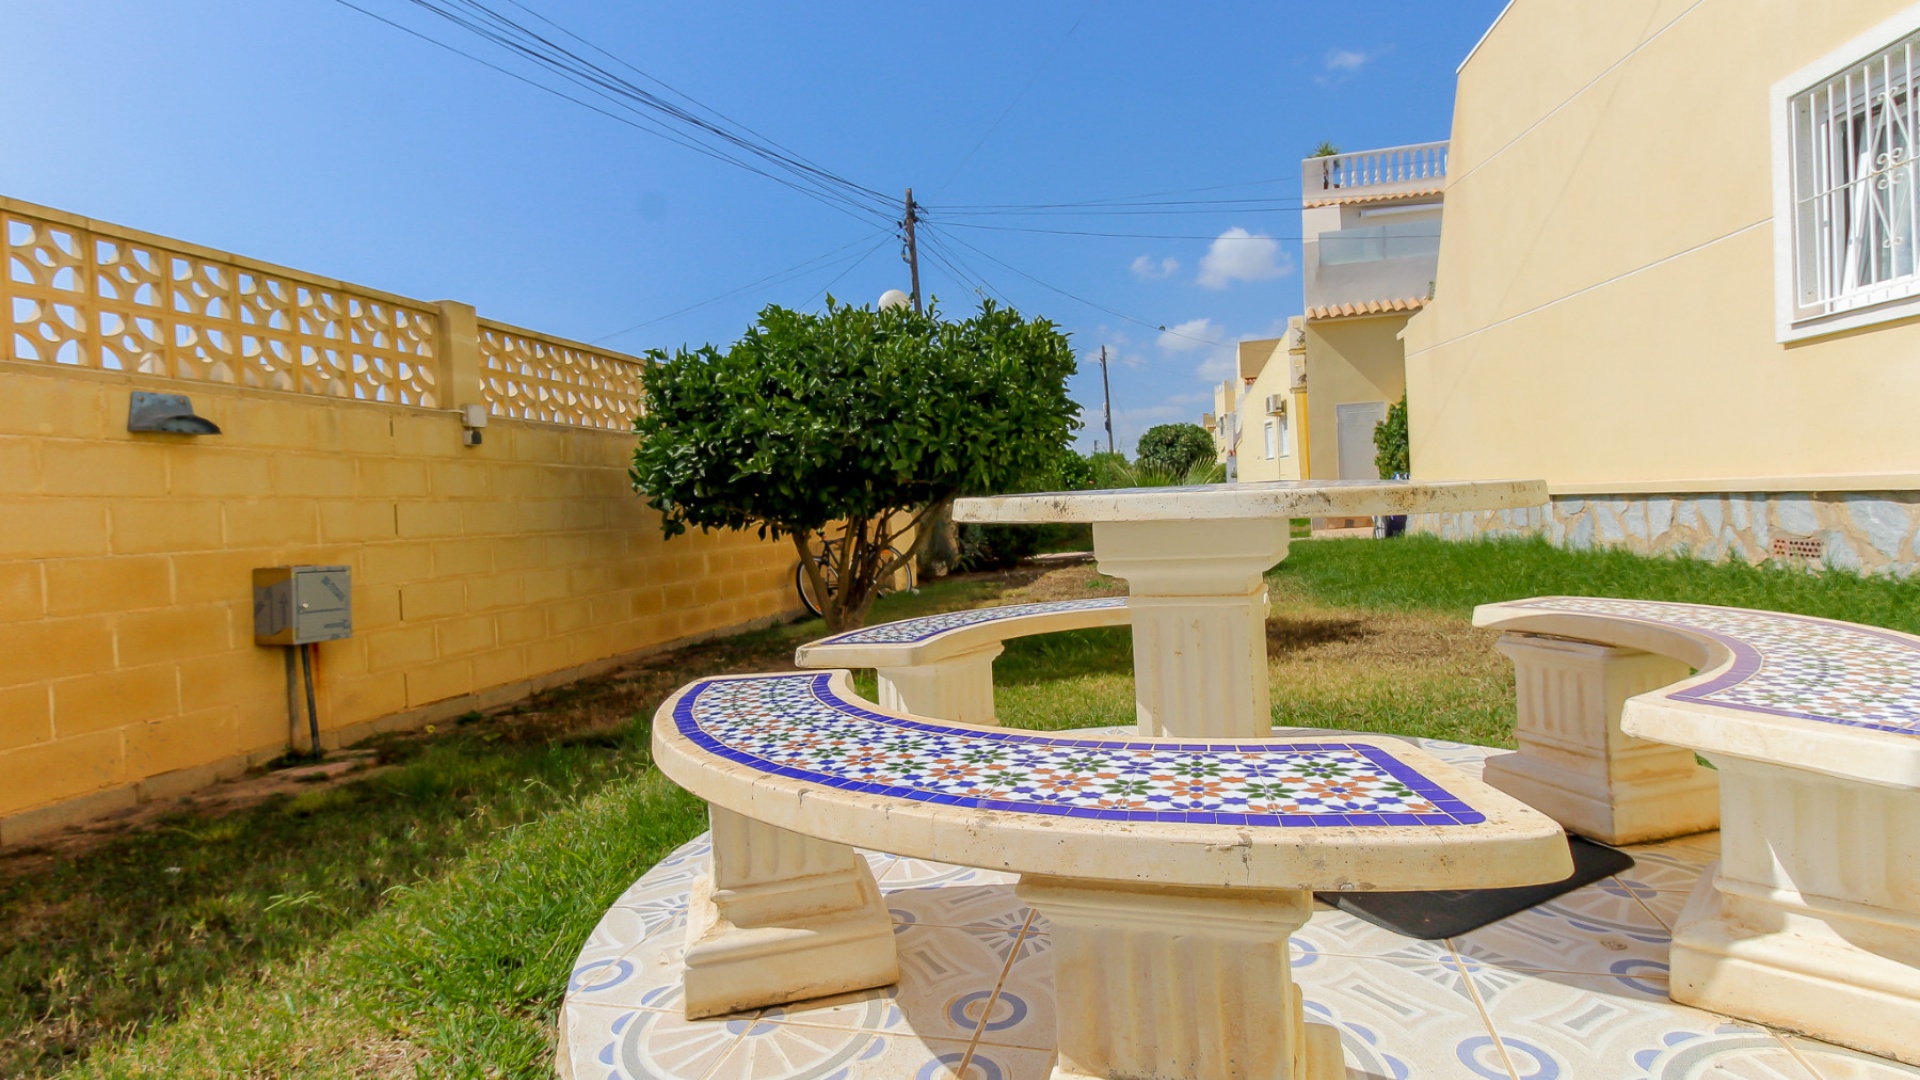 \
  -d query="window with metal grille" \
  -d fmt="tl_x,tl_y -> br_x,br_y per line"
1787,31 -> 1920,324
